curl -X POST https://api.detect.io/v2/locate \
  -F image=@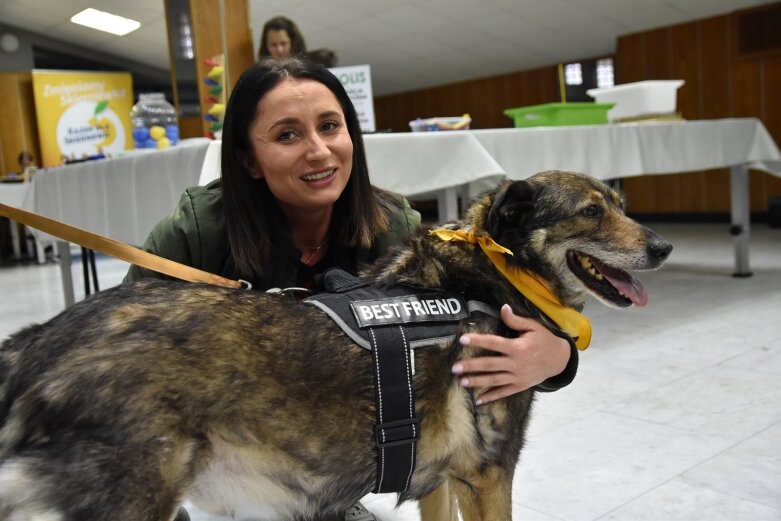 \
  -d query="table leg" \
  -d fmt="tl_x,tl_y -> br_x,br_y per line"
10,220 -> 22,259
437,187 -> 459,222
34,239 -> 46,264
730,165 -> 752,277
56,240 -> 76,306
